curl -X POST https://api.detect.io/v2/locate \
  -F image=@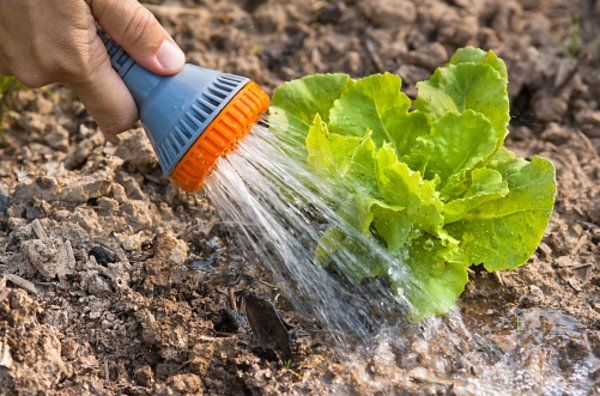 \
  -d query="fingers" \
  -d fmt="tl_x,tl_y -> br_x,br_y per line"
88,0 -> 185,75
71,35 -> 138,134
